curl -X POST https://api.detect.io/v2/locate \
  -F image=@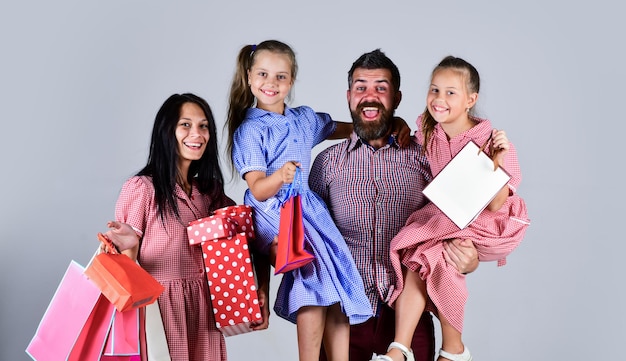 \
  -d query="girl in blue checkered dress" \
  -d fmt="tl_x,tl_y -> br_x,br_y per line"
226,40 -> 373,361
